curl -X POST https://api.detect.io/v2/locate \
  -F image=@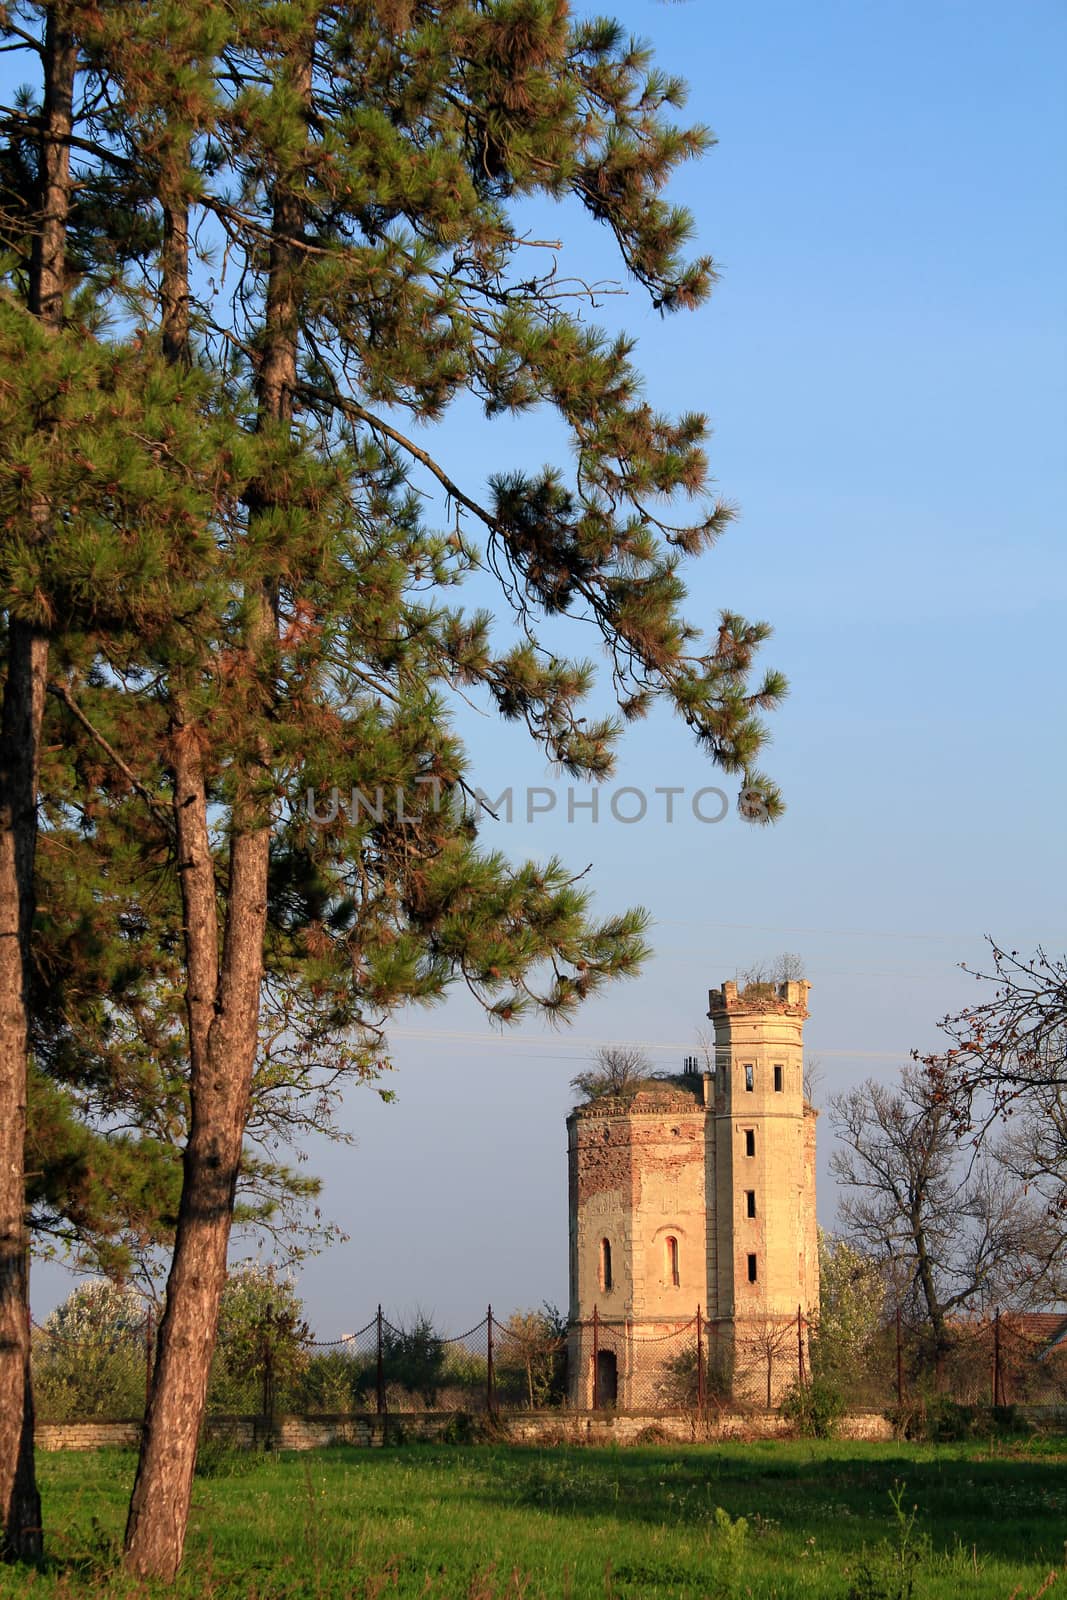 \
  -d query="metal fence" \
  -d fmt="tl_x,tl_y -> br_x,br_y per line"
300,1308 -> 499,1416
30,1303 -> 1067,1425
